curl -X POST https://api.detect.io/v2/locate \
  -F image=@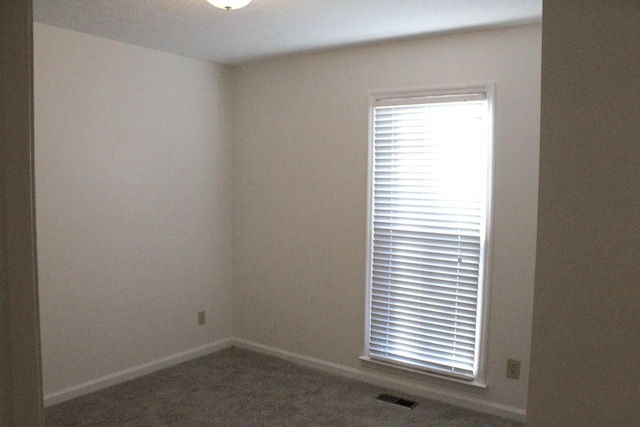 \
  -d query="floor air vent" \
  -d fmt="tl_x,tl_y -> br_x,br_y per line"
374,393 -> 418,409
